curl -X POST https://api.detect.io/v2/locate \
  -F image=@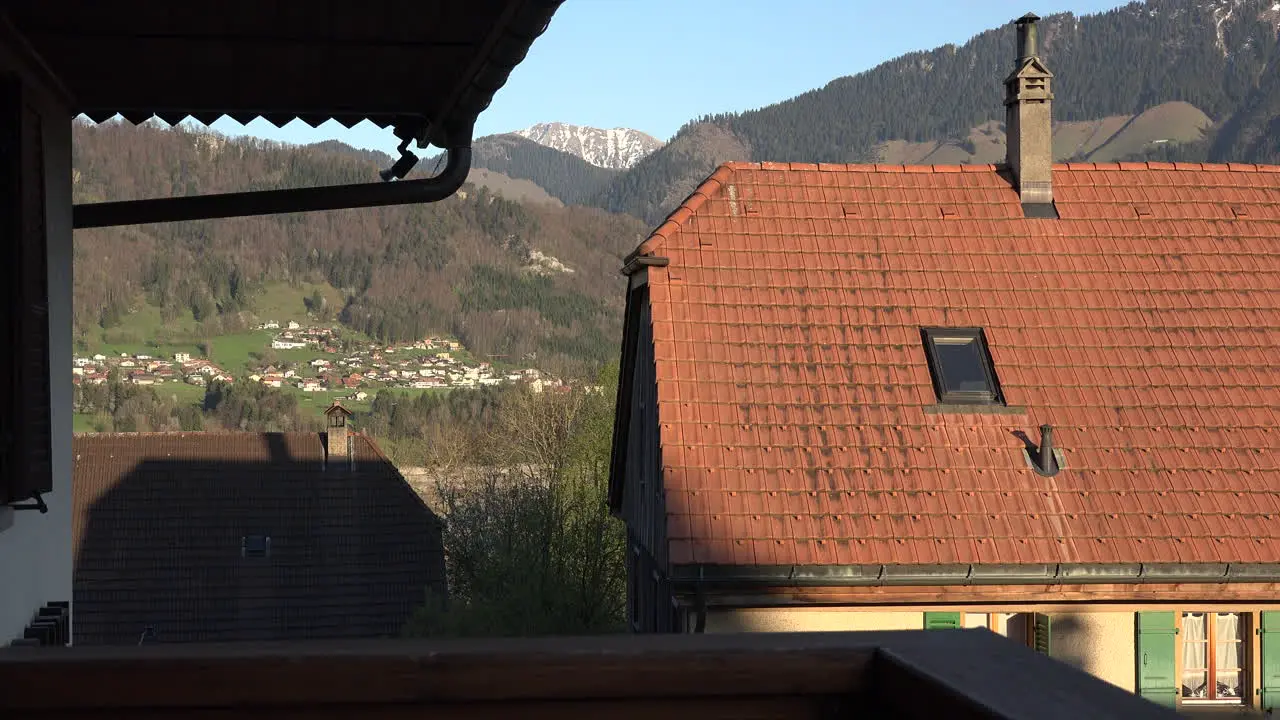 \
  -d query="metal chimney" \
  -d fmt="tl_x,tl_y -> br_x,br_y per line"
1016,13 -> 1040,62
1038,424 -> 1059,475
